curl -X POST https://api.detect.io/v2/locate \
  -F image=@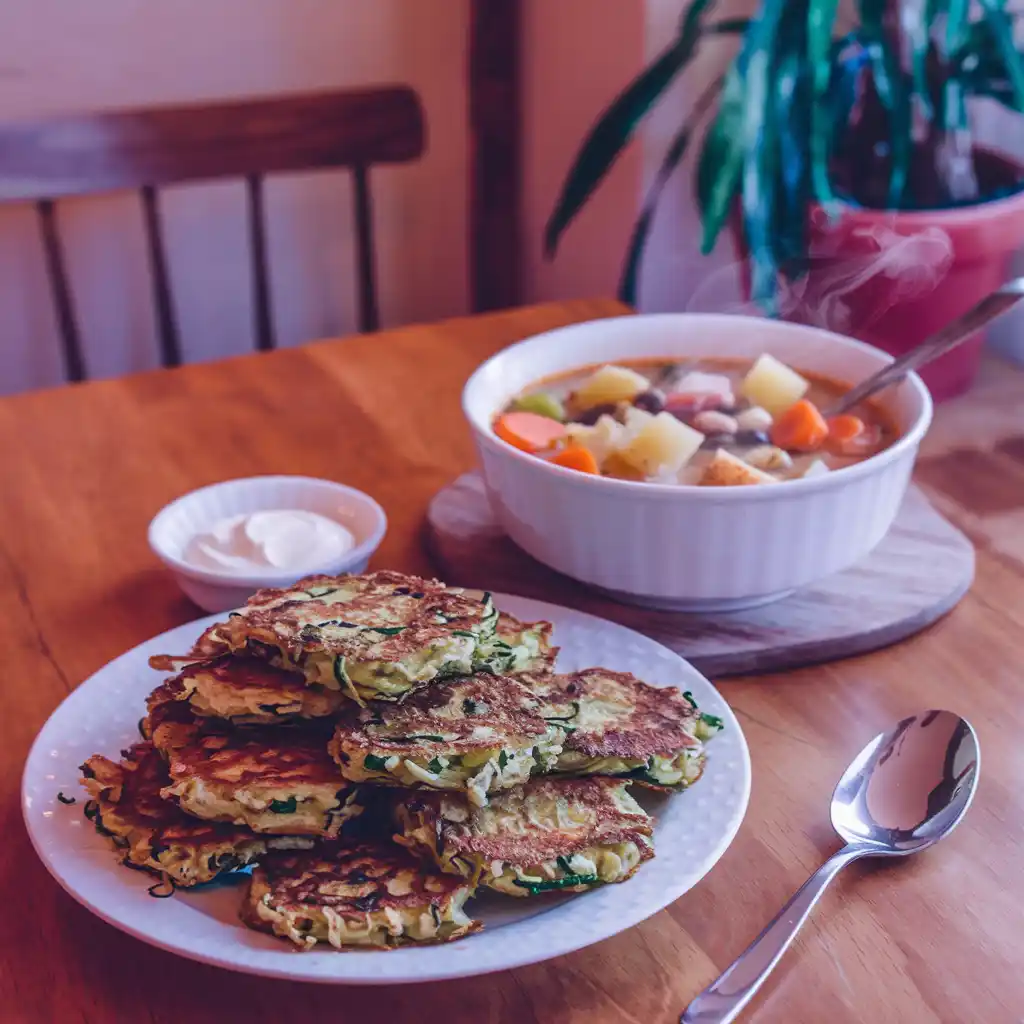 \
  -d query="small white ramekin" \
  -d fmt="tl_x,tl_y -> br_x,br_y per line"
463,314 -> 932,611
148,475 -> 387,613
